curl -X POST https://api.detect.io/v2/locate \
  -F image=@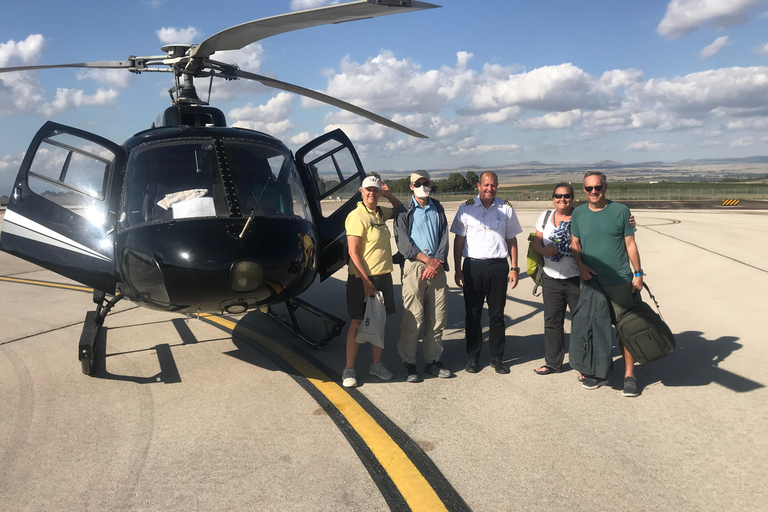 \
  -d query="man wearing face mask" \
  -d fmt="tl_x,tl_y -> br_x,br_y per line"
393,170 -> 453,382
